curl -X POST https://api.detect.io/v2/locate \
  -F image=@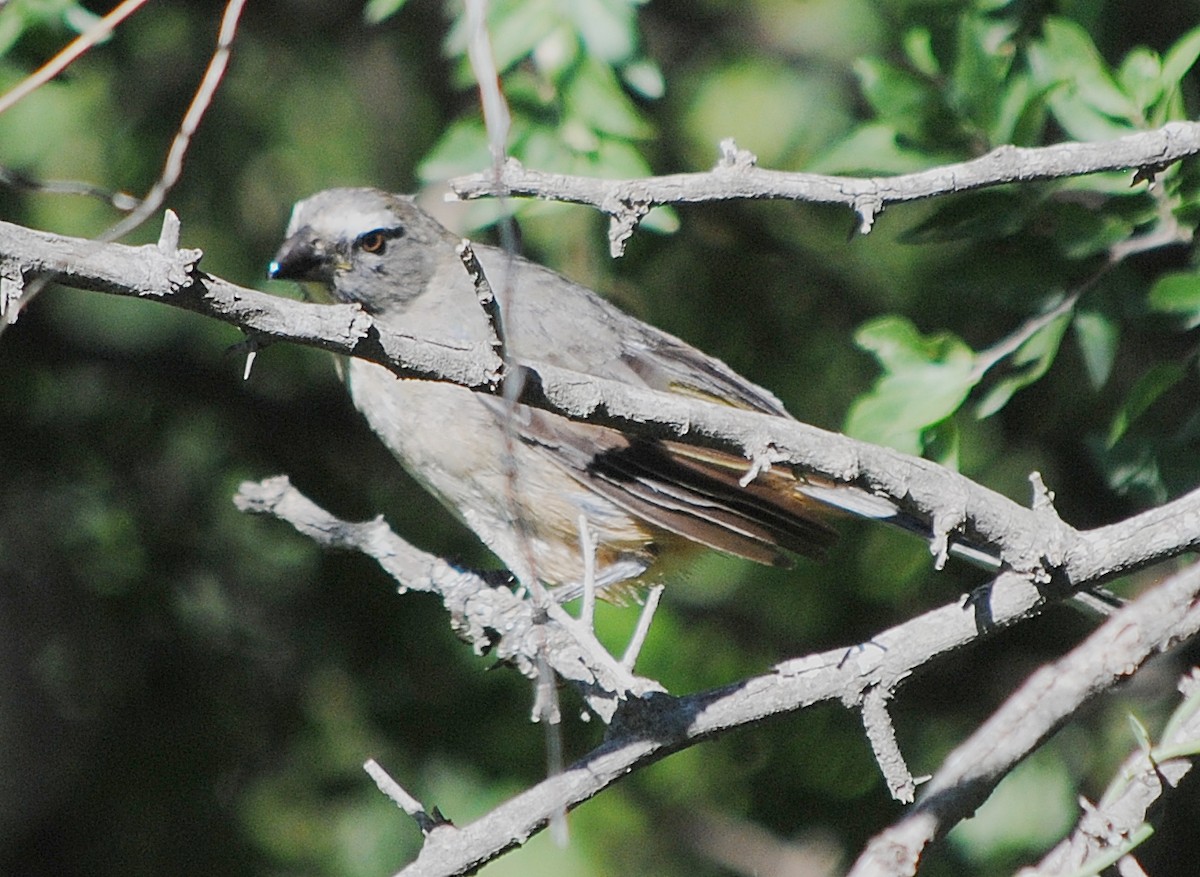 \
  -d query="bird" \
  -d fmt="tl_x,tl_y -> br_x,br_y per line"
268,188 -> 966,599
